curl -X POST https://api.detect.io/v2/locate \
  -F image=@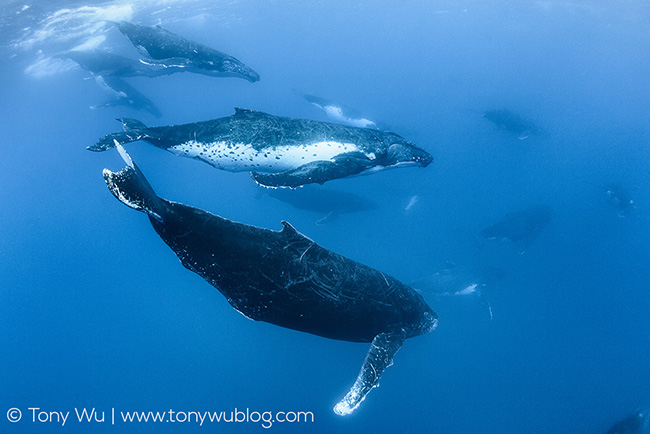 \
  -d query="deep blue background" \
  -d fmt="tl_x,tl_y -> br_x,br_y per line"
1,1 -> 649,432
